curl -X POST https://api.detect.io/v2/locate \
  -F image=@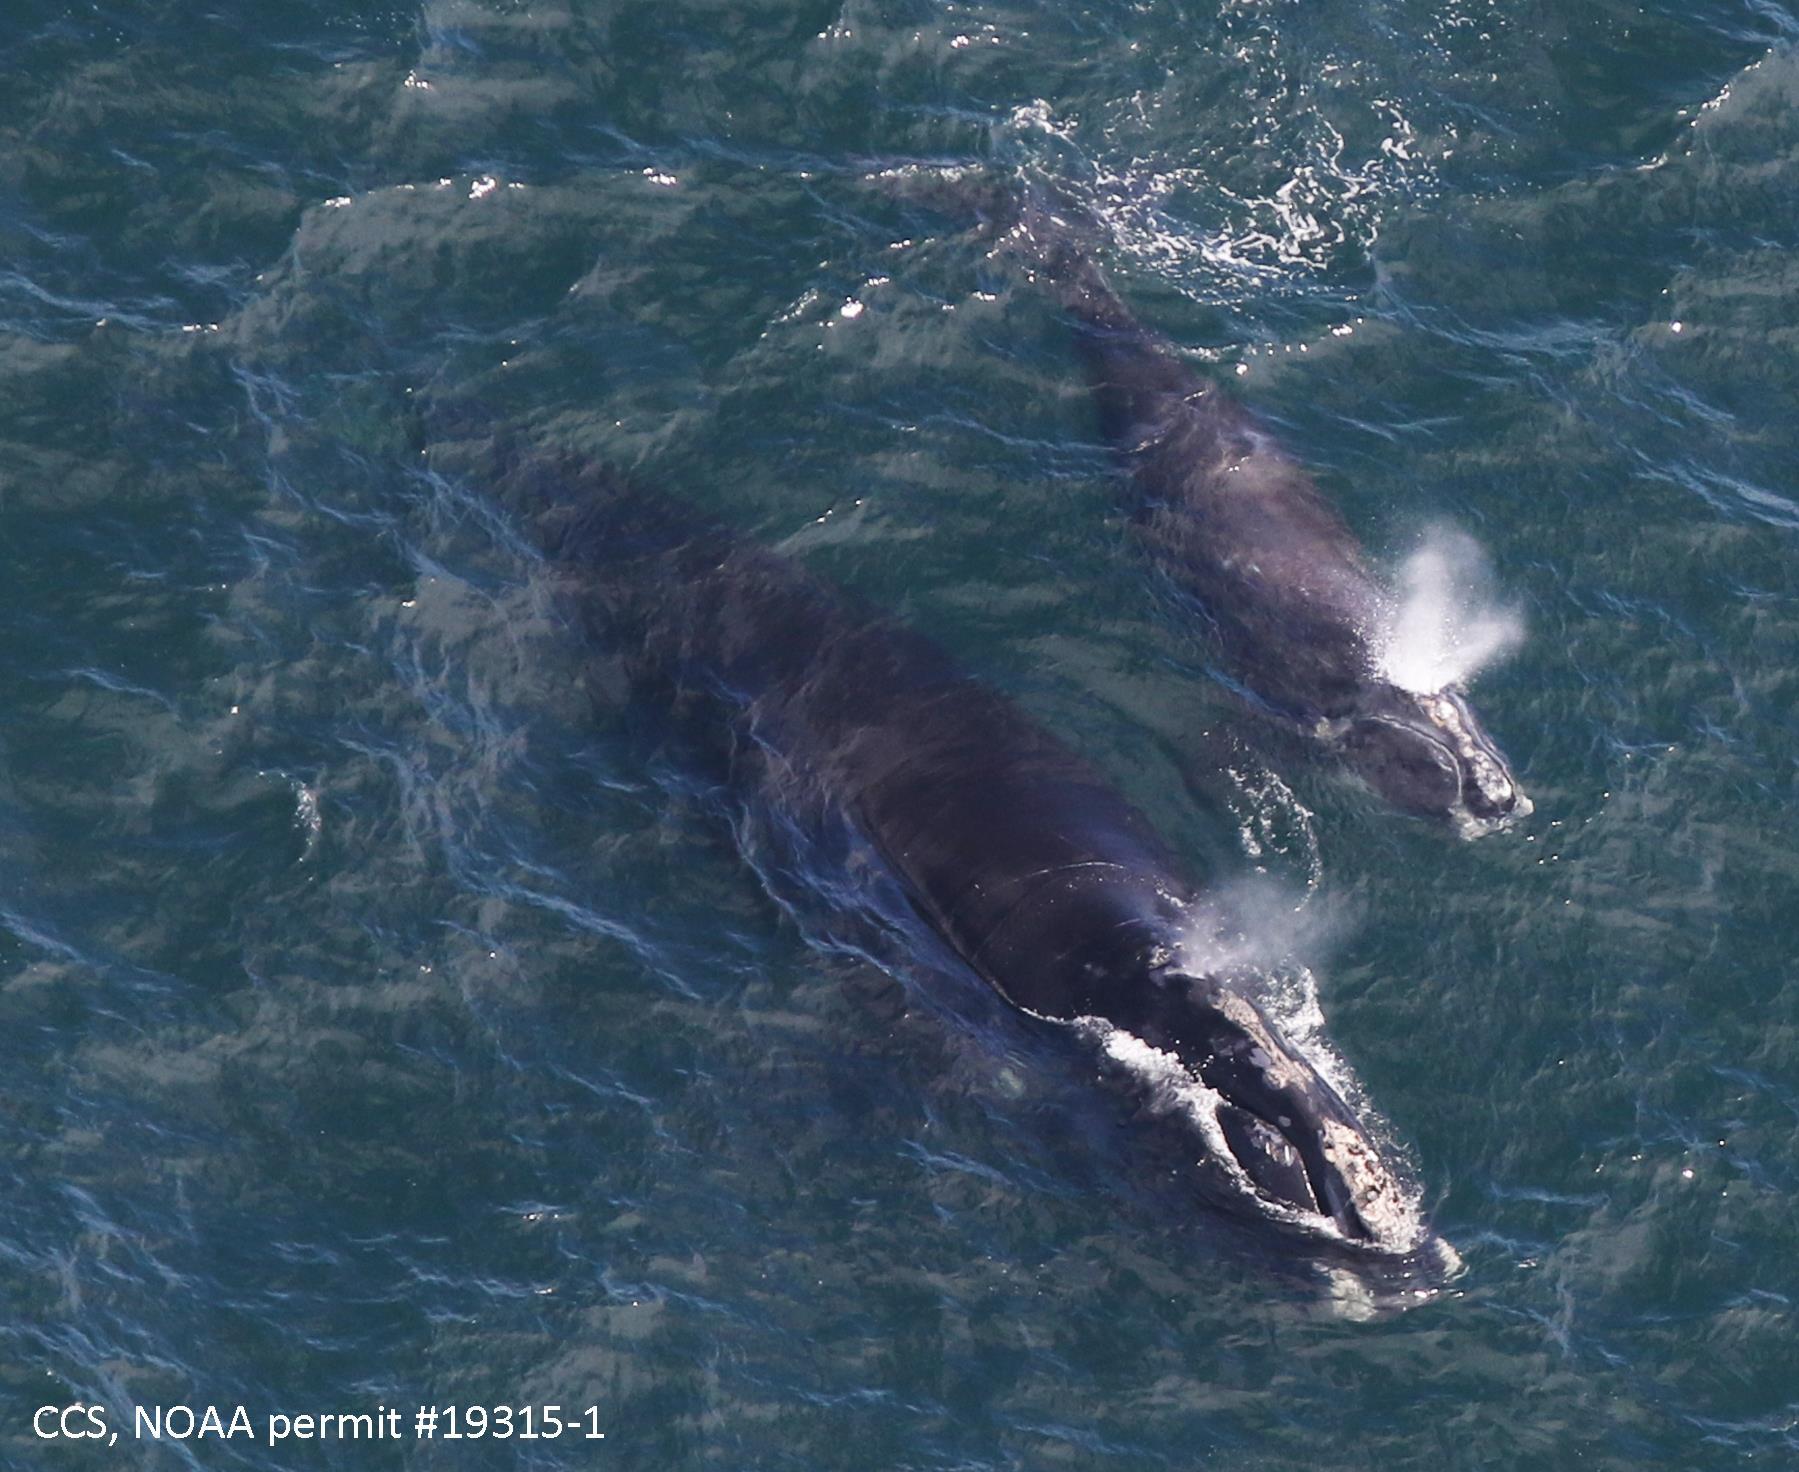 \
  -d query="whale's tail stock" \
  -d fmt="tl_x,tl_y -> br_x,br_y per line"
418,402 -> 707,580
867,163 -> 1140,334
